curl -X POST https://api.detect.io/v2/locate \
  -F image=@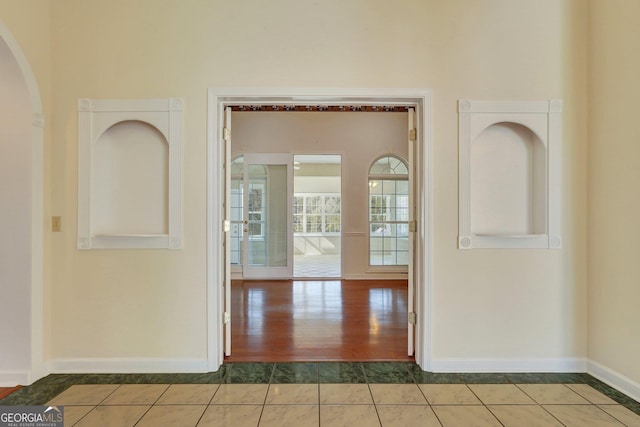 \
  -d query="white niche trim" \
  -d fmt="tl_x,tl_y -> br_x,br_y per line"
77,98 -> 183,249
458,99 -> 562,249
